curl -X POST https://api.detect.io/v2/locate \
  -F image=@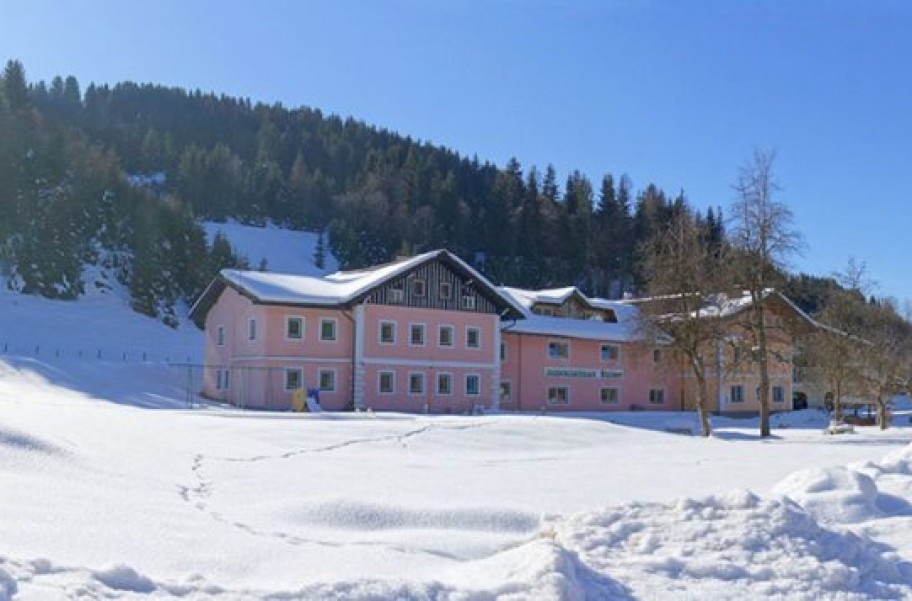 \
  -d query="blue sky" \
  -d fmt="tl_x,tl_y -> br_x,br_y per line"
3,1 -> 911,303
